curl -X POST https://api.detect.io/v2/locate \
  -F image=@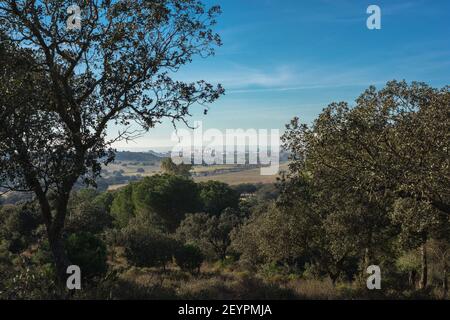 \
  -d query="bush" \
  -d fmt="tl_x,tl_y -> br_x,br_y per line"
121,223 -> 177,269
0,204 -> 42,254
175,244 -> 204,274
65,232 -> 108,280
0,260 -> 60,299
66,201 -> 112,234
176,211 -> 240,261
198,181 -> 240,216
